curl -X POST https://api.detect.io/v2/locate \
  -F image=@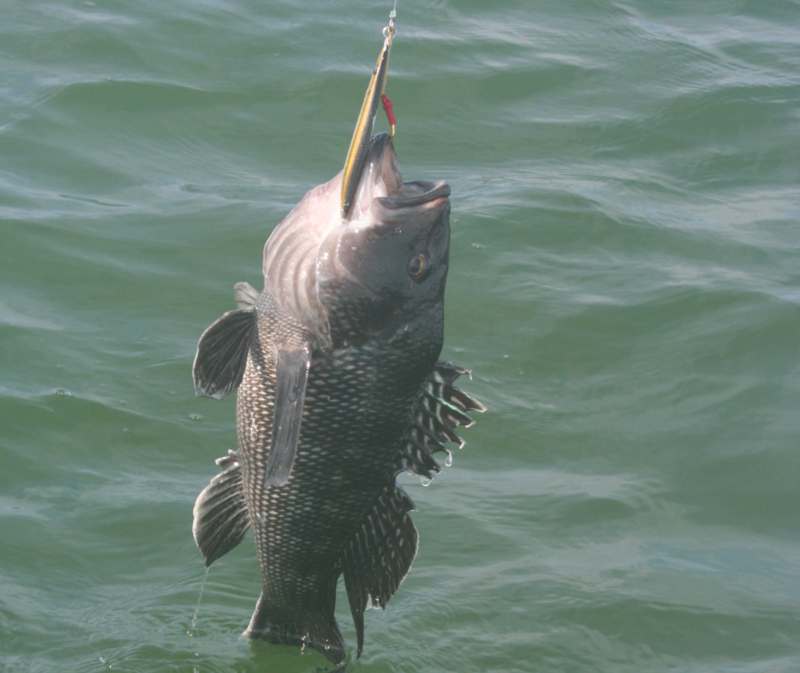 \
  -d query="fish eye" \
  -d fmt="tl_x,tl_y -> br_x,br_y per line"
407,253 -> 427,280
